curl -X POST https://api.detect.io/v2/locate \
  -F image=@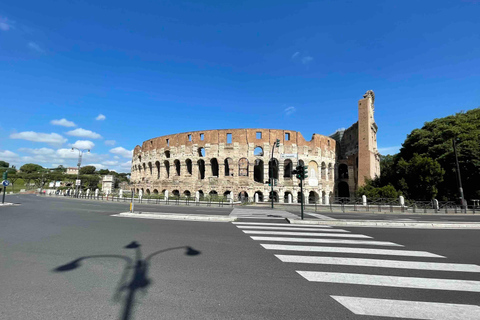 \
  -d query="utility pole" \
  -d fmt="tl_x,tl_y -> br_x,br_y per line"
452,138 -> 465,210
71,148 -> 90,198
293,165 -> 308,220
269,139 -> 280,209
